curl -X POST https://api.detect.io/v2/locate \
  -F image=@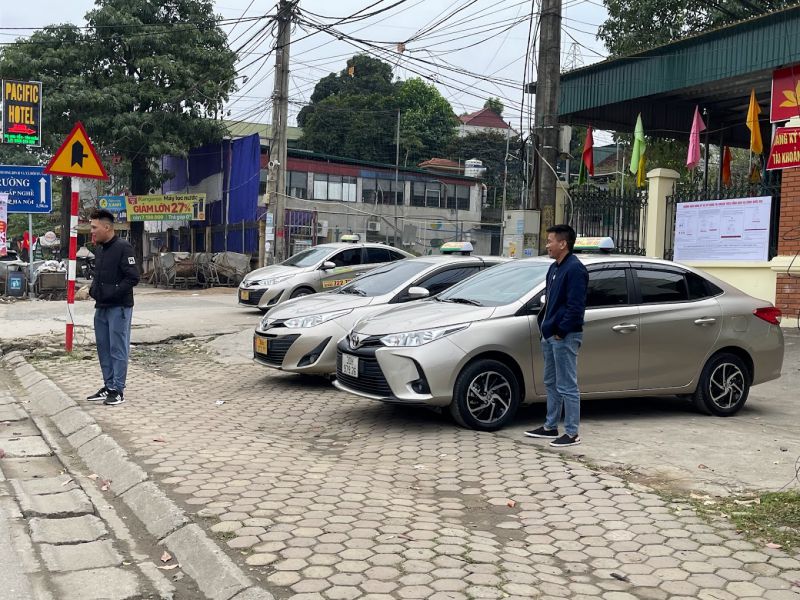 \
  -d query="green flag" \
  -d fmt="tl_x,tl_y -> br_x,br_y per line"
577,156 -> 586,185
630,114 -> 646,176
